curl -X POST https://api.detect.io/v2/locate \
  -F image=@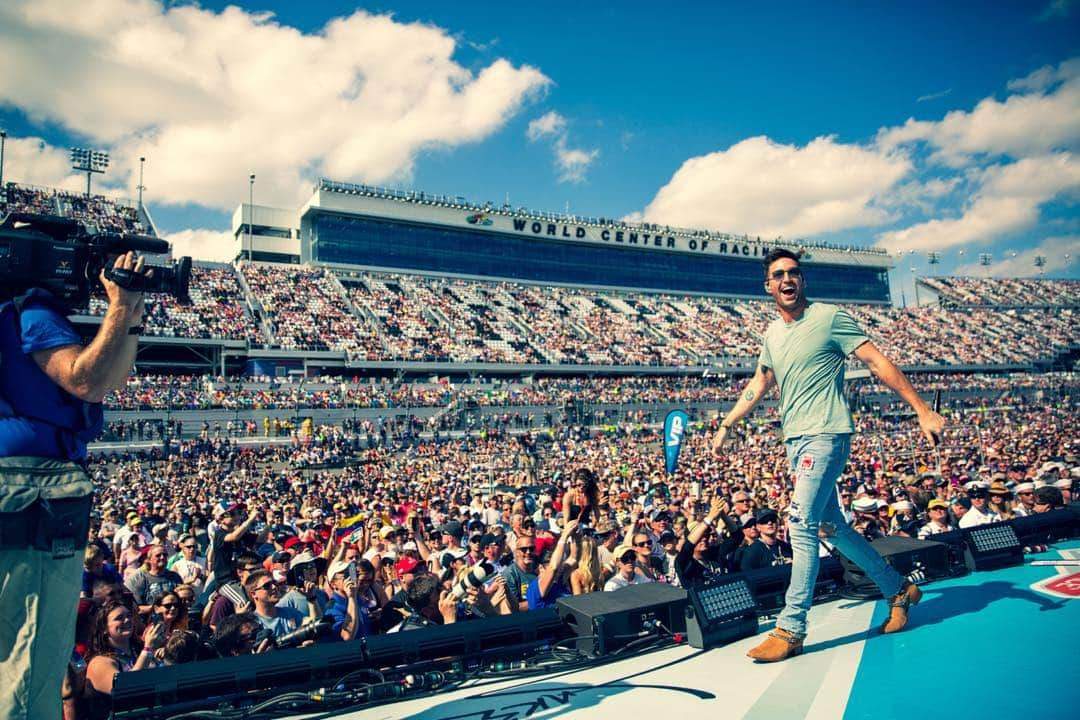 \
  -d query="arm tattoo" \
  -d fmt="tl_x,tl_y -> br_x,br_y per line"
743,388 -> 756,402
